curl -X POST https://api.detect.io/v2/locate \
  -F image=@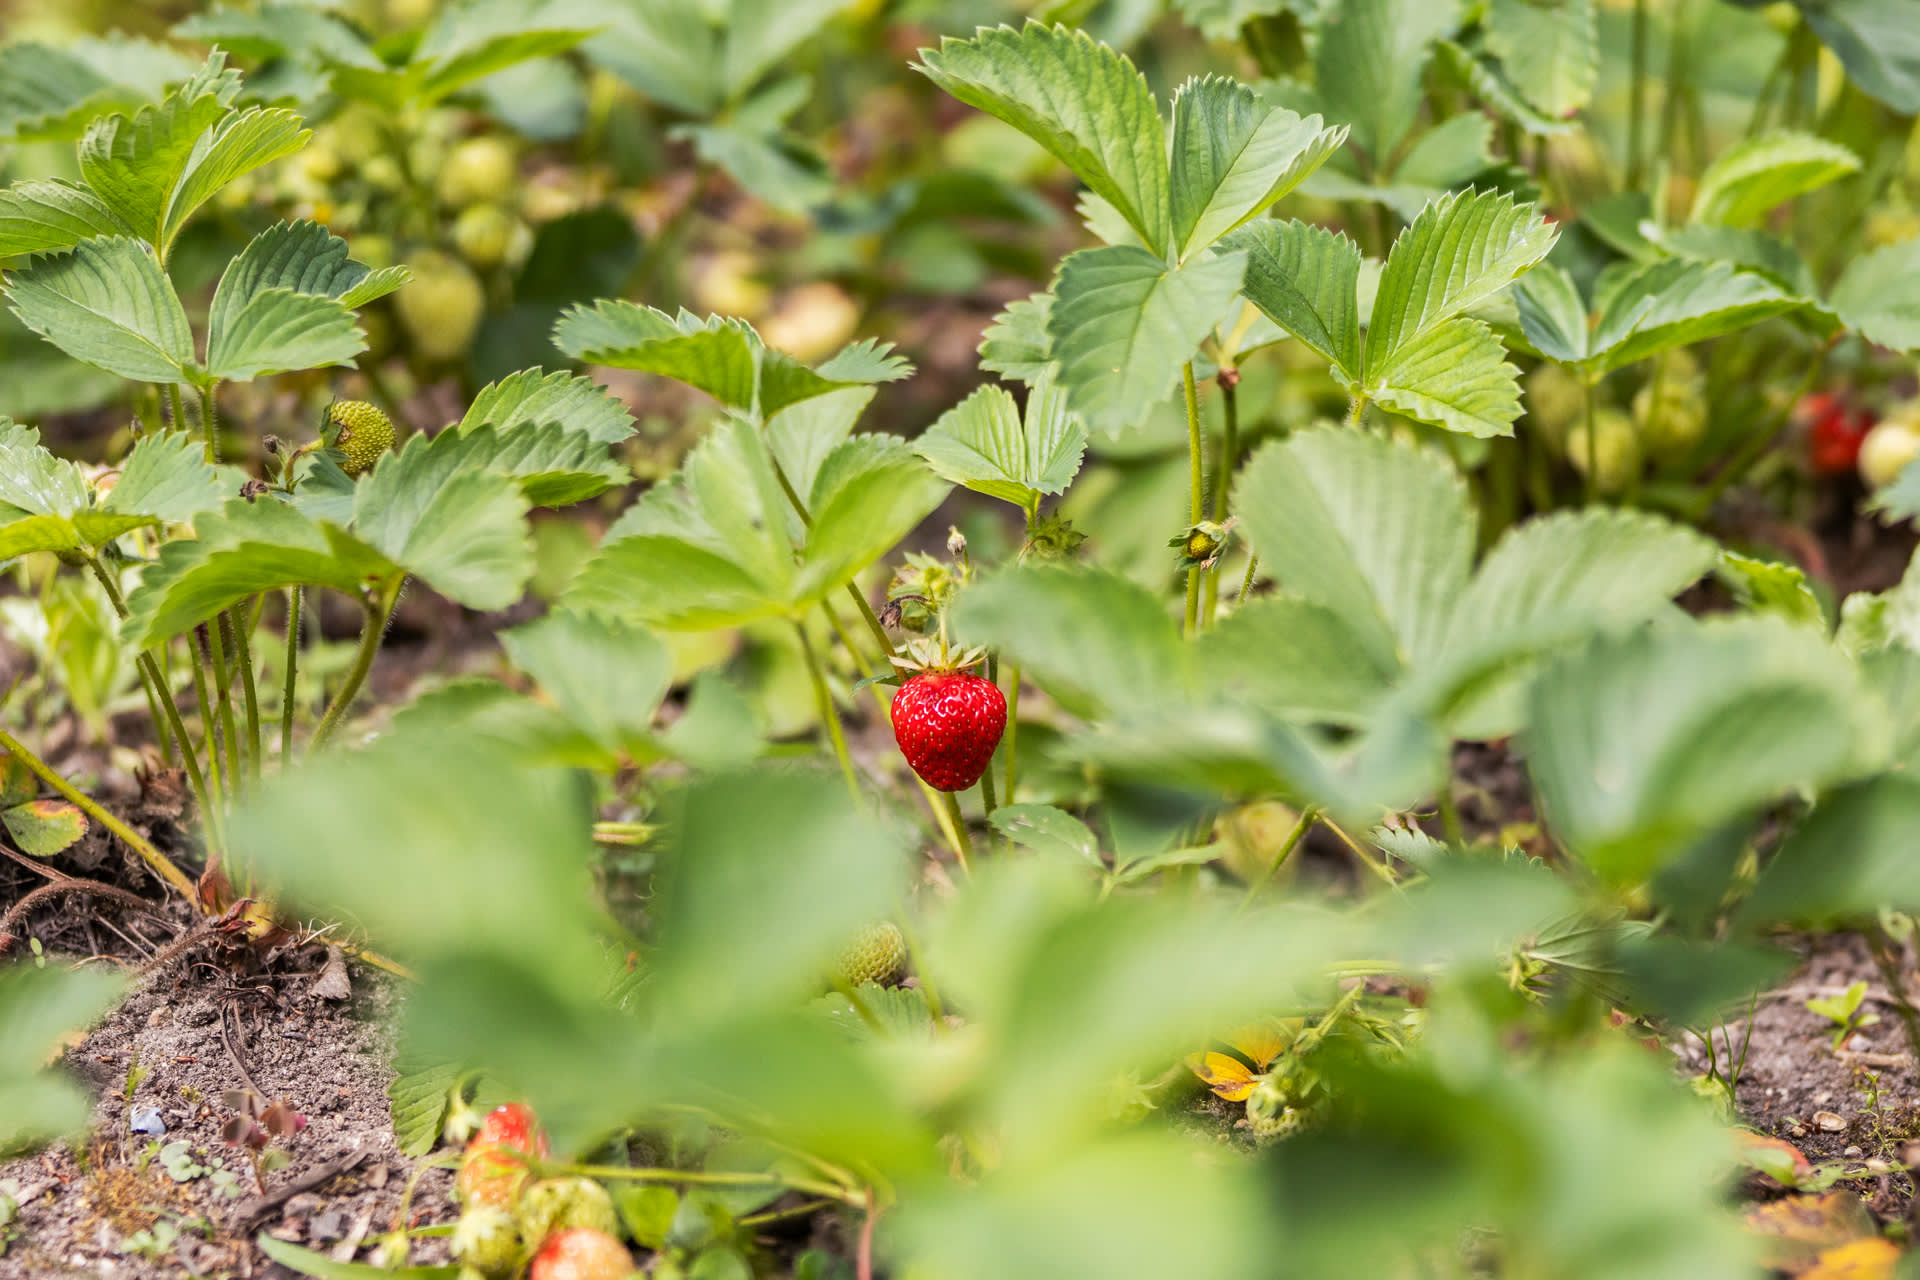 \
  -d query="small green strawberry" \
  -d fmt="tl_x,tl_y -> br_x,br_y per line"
516,1177 -> 619,1251
451,1207 -> 524,1278
325,401 -> 395,476
834,922 -> 907,988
